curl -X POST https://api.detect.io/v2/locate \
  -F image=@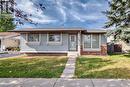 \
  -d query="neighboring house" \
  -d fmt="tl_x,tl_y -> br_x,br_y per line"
0,32 -> 20,52
11,28 -> 107,56
107,30 -> 130,53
